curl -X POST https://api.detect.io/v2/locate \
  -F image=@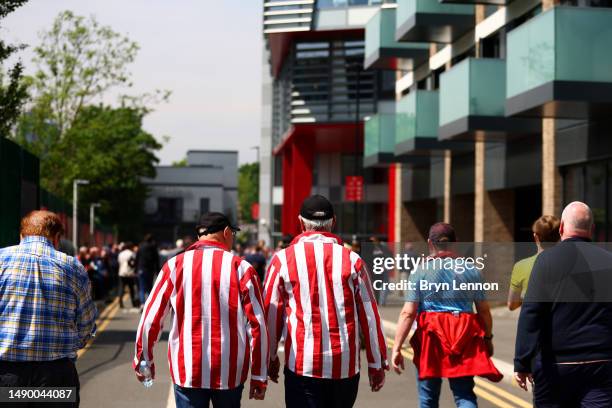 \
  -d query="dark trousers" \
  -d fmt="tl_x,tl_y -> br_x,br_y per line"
0,358 -> 79,407
284,367 -> 360,408
533,360 -> 612,407
137,270 -> 153,305
119,276 -> 138,308
174,383 -> 244,408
